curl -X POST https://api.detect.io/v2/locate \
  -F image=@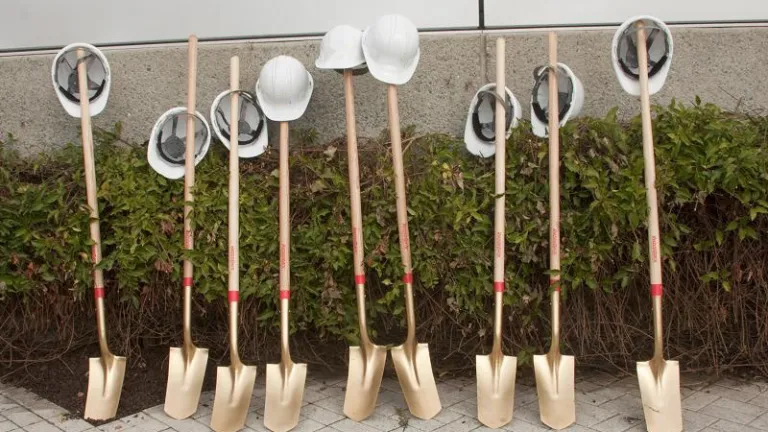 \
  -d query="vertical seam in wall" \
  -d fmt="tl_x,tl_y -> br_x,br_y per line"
478,0 -> 489,83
